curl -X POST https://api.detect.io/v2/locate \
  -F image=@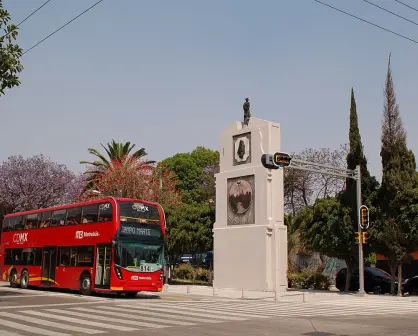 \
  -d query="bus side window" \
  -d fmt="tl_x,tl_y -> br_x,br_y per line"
2,218 -> 10,232
81,204 -> 99,223
66,207 -> 82,225
98,202 -> 113,222
70,247 -> 77,266
59,247 -> 71,266
34,248 -> 42,266
77,246 -> 94,266
52,209 -> 67,227
25,213 -> 39,229
13,216 -> 23,231
7,248 -> 23,265
40,211 -> 52,228
4,249 -> 12,265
